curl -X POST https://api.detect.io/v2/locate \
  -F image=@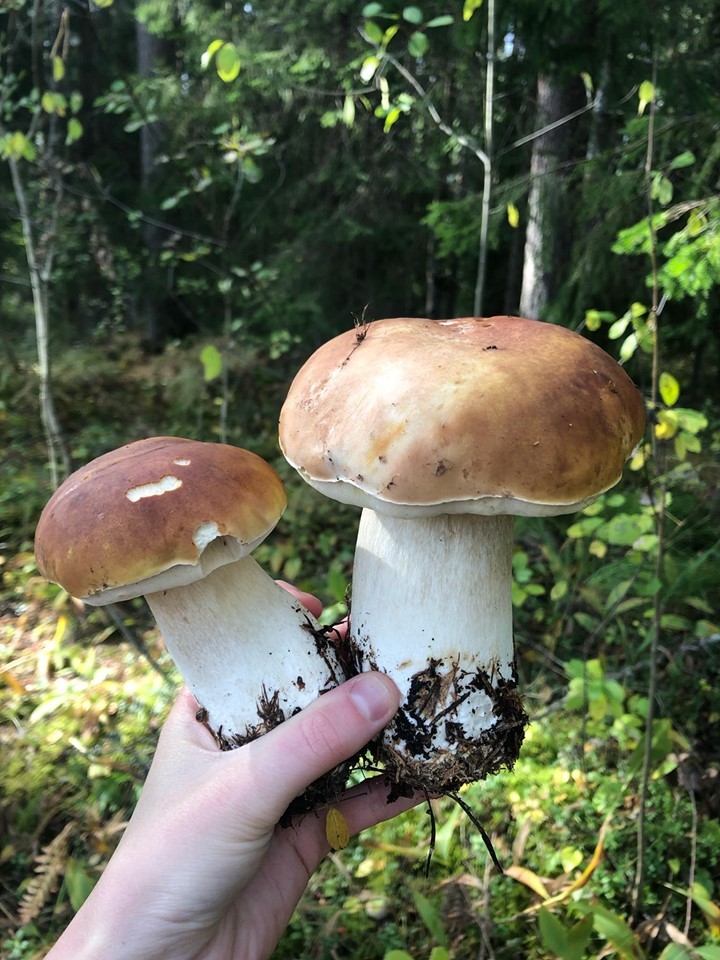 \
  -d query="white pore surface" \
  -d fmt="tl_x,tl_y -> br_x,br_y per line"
83,532 -> 267,605
146,556 -> 339,740
351,510 -> 515,748
302,476 -> 595,518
